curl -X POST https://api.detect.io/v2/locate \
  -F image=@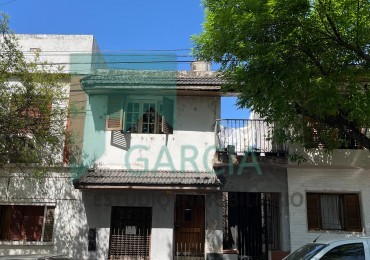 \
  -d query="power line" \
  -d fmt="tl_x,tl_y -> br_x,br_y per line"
31,60 -> 198,66
3,48 -> 192,54
22,53 -> 193,57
